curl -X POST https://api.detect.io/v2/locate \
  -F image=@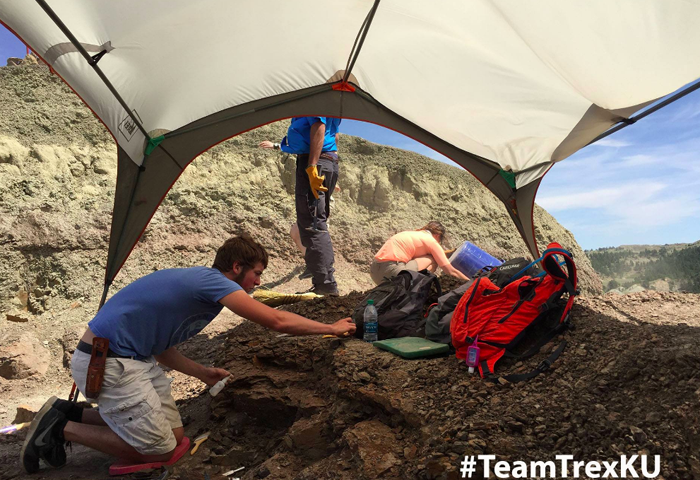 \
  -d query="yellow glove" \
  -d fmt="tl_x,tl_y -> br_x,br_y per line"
305,165 -> 328,199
